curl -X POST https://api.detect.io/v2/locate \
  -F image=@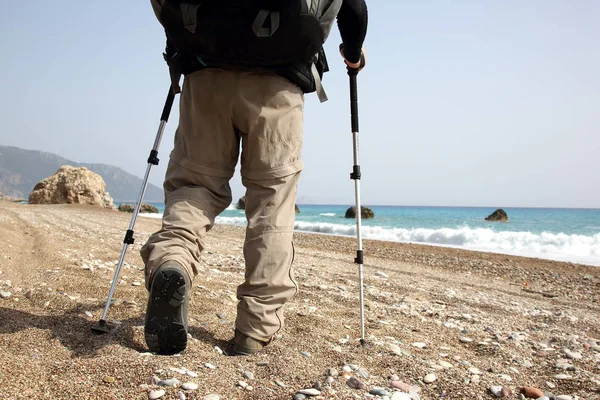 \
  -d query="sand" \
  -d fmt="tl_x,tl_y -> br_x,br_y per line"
0,200 -> 598,400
